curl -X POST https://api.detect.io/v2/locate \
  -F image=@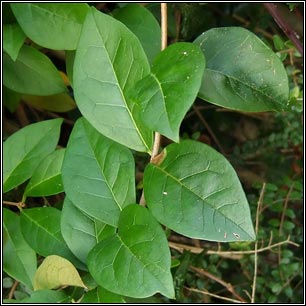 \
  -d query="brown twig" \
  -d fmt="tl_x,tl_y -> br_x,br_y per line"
190,266 -> 247,303
192,105 -> 226,155
184,286 -> 246,303
7,280 -> 19,299
3,201 -> 25,208
263,3 -> 303,56
251,182 -> 266,303
169,236 -> 299,256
